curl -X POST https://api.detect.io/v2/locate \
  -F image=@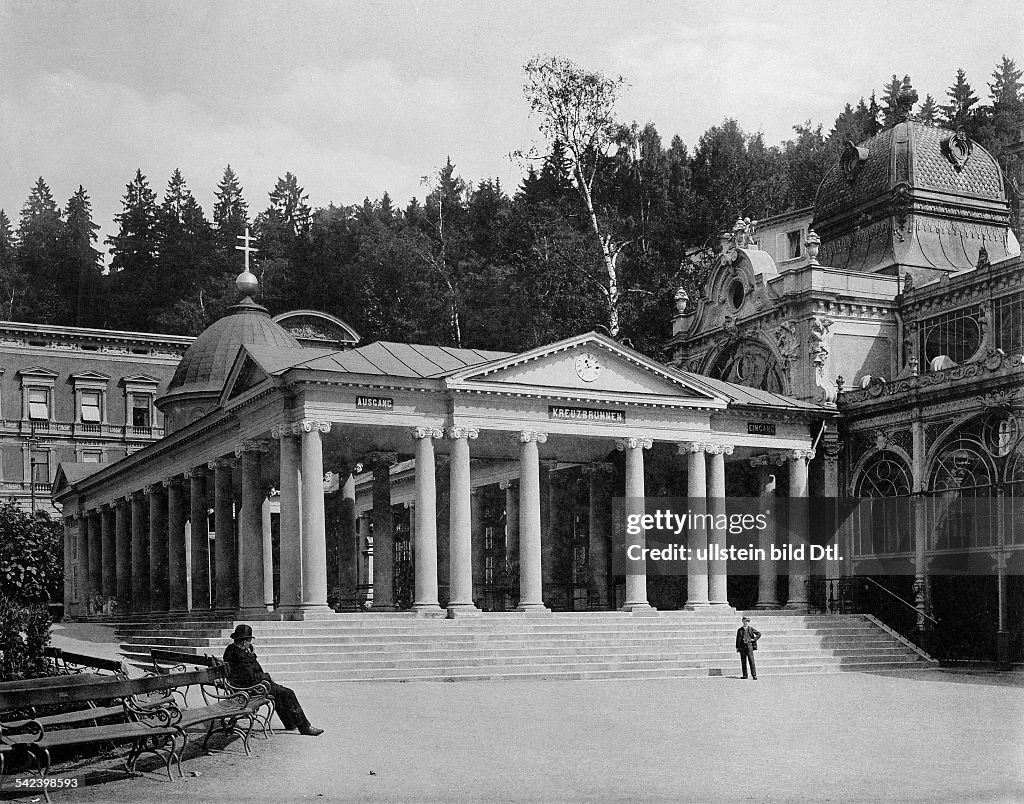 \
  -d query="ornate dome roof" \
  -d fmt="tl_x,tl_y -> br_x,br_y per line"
815,121 -> 1005,222
811,121 -> 1017,278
